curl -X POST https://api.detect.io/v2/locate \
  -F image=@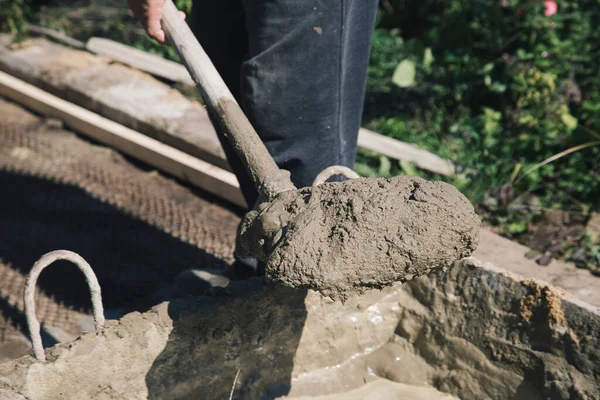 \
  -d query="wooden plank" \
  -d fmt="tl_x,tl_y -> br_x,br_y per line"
83,39 -> 458,177
0,35 -> 459,178
358,128 -> 456,176
0,37 -> 230,170
14,26 -> 192,86
16,26 -> 193,86
26,25 -> 86,49
0,70 -> 247,208
81,38 -> 459,176
86,37 -> 194,86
